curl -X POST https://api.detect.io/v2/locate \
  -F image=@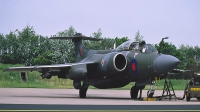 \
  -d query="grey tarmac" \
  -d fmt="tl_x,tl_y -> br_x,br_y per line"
0,88 -> 200,111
